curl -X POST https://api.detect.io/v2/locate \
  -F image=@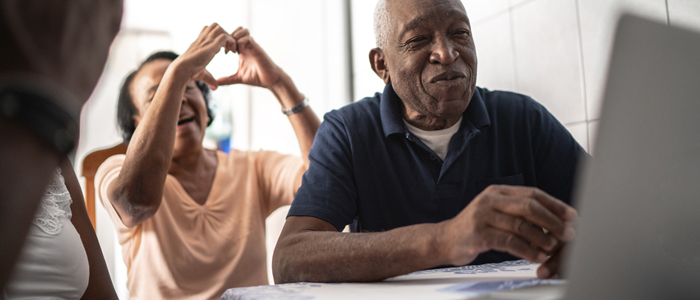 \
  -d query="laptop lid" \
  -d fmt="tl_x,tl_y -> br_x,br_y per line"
564,15 -> 700,300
